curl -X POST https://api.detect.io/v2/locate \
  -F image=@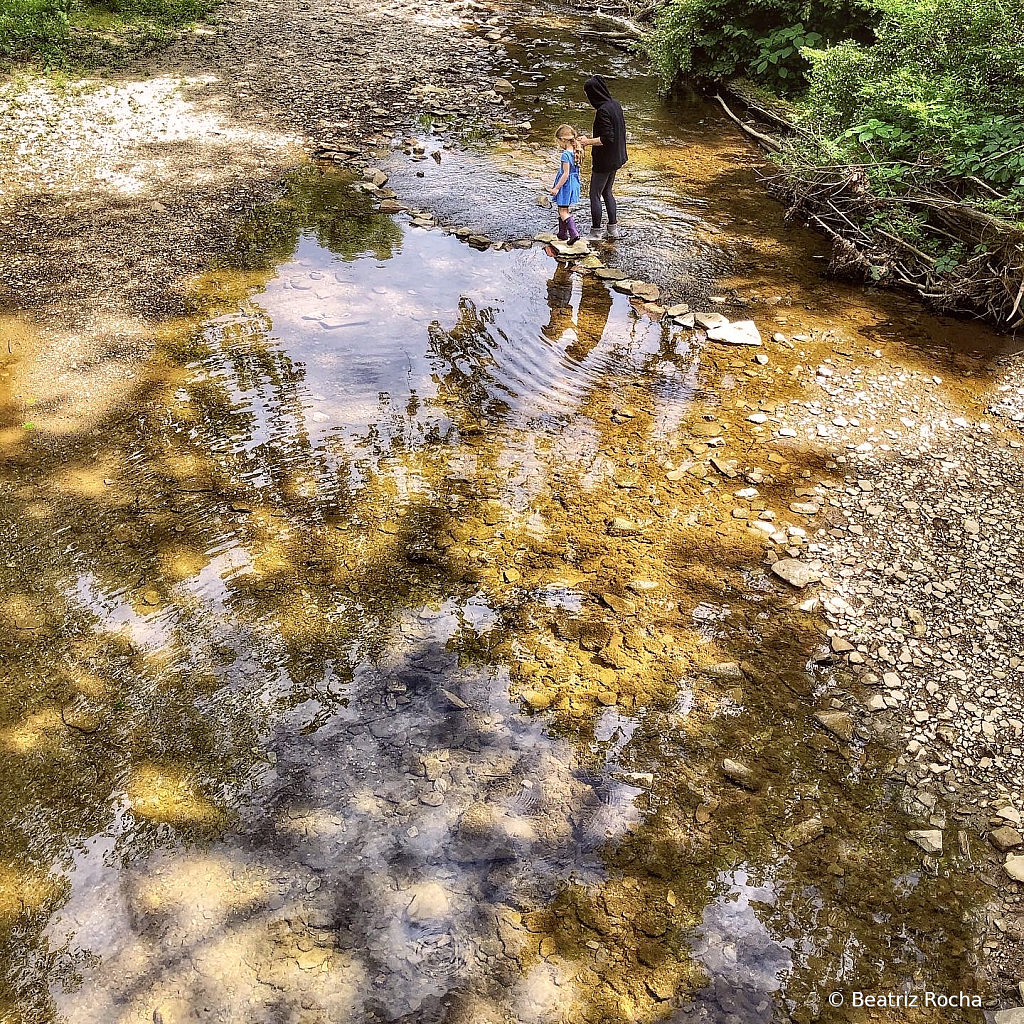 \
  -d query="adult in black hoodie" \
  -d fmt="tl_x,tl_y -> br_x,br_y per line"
579,75 -> 628,238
